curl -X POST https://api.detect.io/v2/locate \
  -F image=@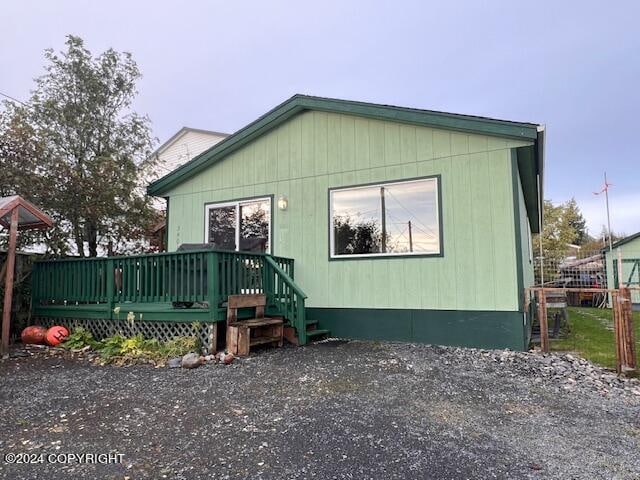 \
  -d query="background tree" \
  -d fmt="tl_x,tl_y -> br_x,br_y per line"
333,216 -> 384,254
532,198 -> 591,265
581,225 -> 624,253
564,197 -> 588,245
0,35 -> 156,257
